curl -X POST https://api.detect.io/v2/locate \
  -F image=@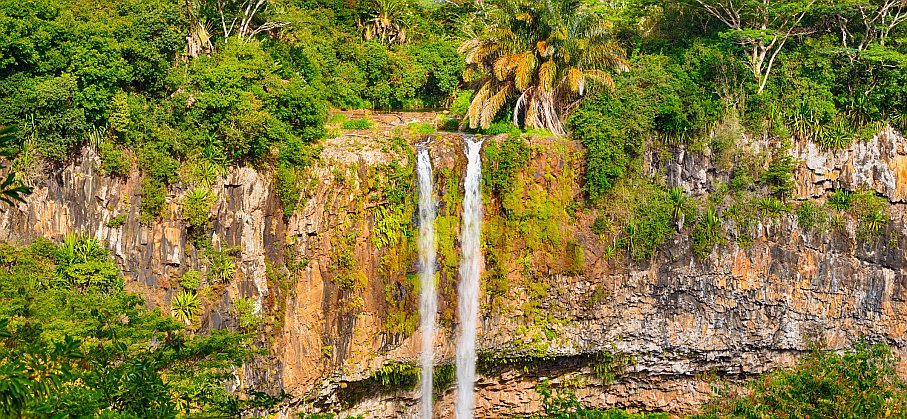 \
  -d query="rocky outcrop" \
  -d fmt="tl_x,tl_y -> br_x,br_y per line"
2,119 -> 907,418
